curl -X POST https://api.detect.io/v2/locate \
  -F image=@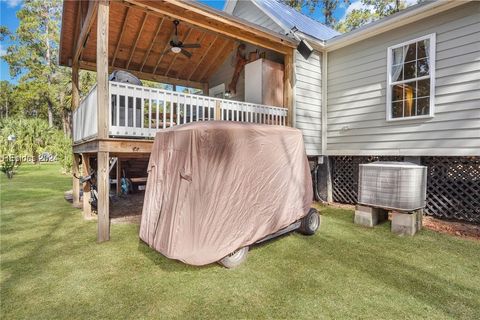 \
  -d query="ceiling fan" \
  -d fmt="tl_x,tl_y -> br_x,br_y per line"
165,20 -> 201,58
